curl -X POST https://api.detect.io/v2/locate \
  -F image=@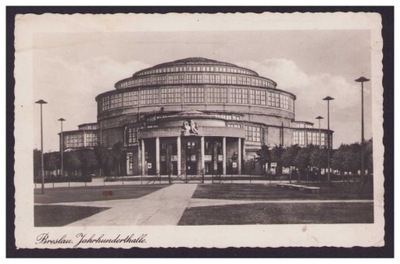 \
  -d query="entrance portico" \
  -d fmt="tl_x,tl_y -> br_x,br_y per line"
139,135 -> 243,176
135,110 -> 245,176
